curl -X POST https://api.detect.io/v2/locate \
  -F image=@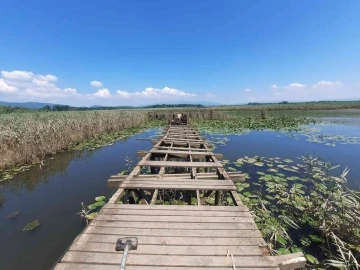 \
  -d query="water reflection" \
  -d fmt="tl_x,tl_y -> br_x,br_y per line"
0,149 -> 97,208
